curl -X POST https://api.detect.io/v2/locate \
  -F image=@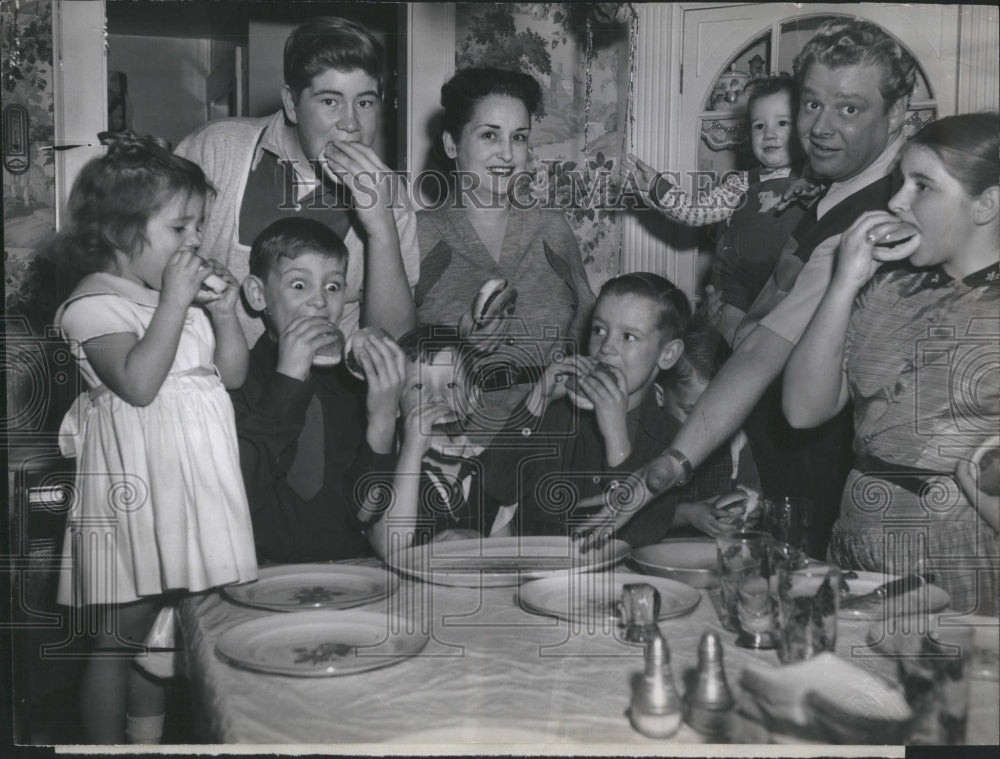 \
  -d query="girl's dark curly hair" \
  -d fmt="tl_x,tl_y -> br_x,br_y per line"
50,131 -> 213,278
